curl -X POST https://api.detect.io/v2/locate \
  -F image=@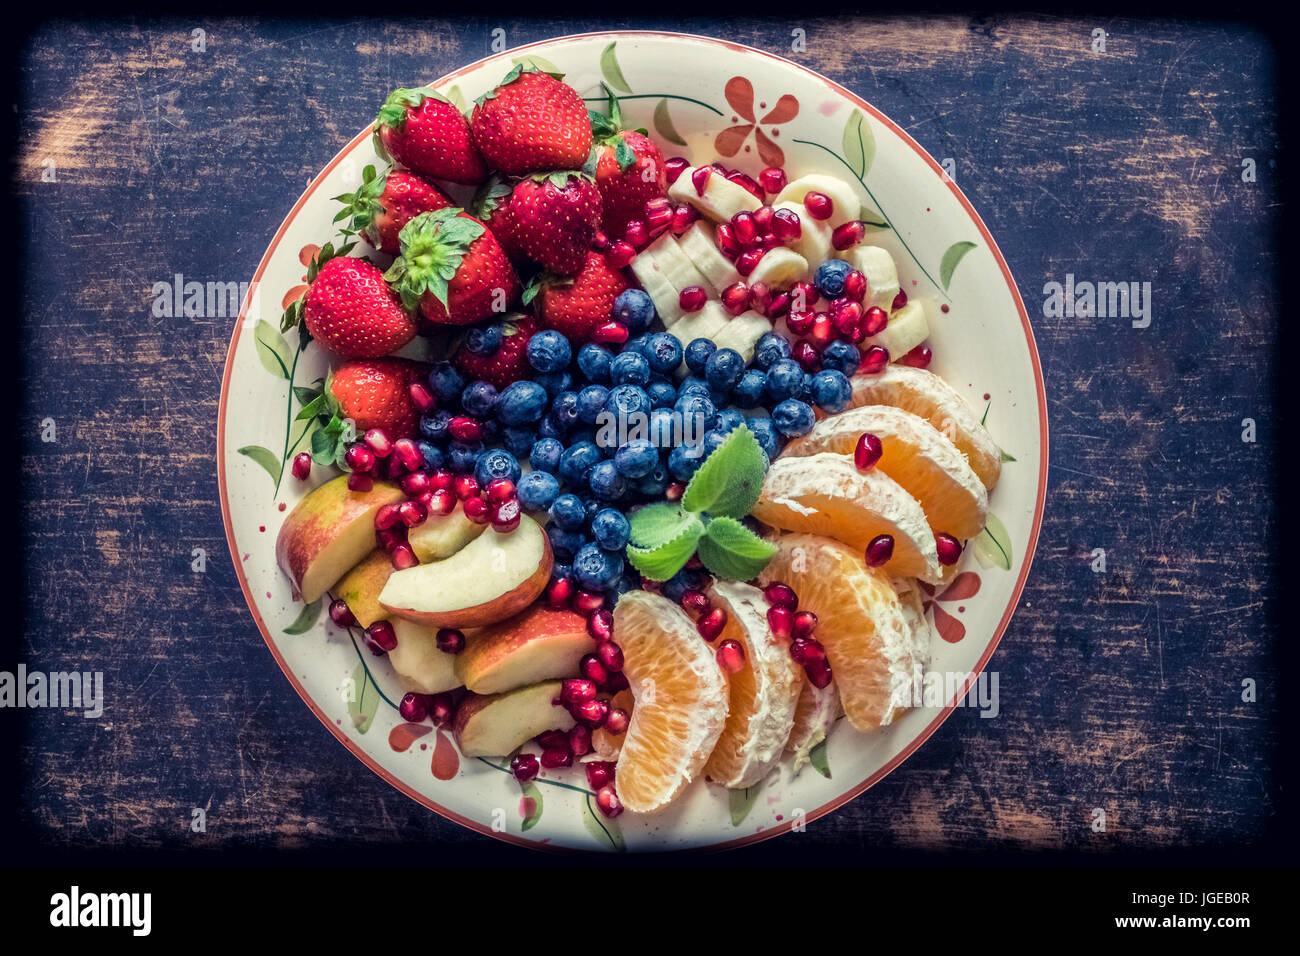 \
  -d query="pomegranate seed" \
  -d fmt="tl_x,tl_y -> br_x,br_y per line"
401,471 -> 430,496
394,438 -> 422,472
763,582 -> 798,609
399,692 -> 428,722
603,708 -> 629,736
428,469 -> 453,492
644,196 -> 672,226
408,381 -> 436,413
792,637 -> 826,666
451,474 -> 477,500
716,639 -> 746,673
665,480 -> 686,501
735,248 -> 765,277
328,599 -> 357,628
671,203 -> 698,233
690,165 -> 712,196
574,590 -> 606,614
716,222 -> 740,257
727,170 -> 764,202
679,285 -> 707,312
697,608 -> 727,642
832,220 -> 865,250
624,219 -> 648,248
596,784 -> 623,819
892,289 -> 909,311
771,207 -> 802,242
569,724 -> 593,757
898,343 -> 933,369
731,211 -> 758,246
579,653 -> 609,685
759,167 -> 788,194
510,752 -> 540,782
586,761 -> 616,790
843,270 -> 867,302
428,692 -> 455,725
436,627 -> 465,654
588,608 -> 614,642
852,432 -> 885,471
537,729 -> 569,750
398,499 -> 428,528
561,678 -> 598,705
428,489 -> 456,516
863,305 -> 888,337
374,502 -> 401,531
547,576 -> 574,608
375,526 -> 405,552
860,345 -> 890,374
865,534 -> 895,567
291,452 -> 312,481
785,310 -> 815,335
767,605 -> 794,639
806,658 -> 833,689
591,230 -> 609,251
364,429 -> 392,457
833,300 -> 863,332
793,340 -> 821,373
607,241 -> 636,268
752,205 -> 775,231
596,641 -> 624,672
593,321 -> 629,344
681,589 -> 711,617
541,748 -> 572,769
604,671 -> 630,693
344,443 -> 375,474
367,620 -> 397,653
790,280 -> 819,312
936,533 -> 963,566
765,291 -> 791,319
575,698 -> 609,727
665,156 -> 690,185
748,280 -> 772,314
811,313 -> 835,347
721,282 -> 750,315
448,416 -> 482,443
485,478 -> 515,504
383,453 -> 408,480
803,191 -> 833,220
792,611 -> 818,639
348,470 -> 375,492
